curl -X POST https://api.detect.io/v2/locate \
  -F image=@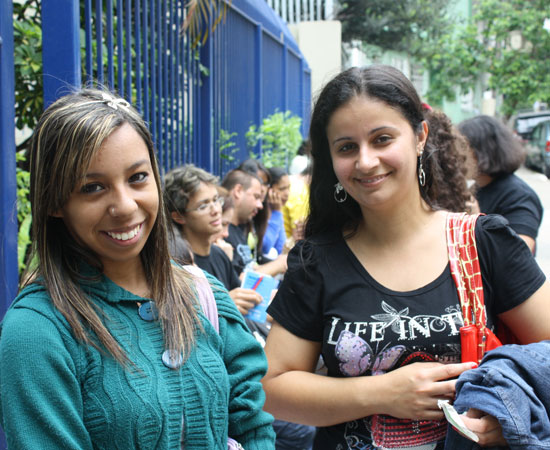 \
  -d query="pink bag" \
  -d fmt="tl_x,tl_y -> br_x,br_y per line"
227,437 -> 244,449
183,265 -> 245,450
